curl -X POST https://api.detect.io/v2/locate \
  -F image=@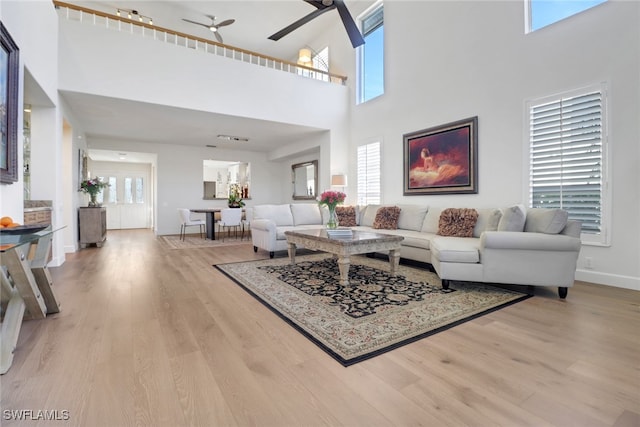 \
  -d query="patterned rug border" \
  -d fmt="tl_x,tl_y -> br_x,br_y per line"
215,254 -> 532,366
158,234 -> 252,250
